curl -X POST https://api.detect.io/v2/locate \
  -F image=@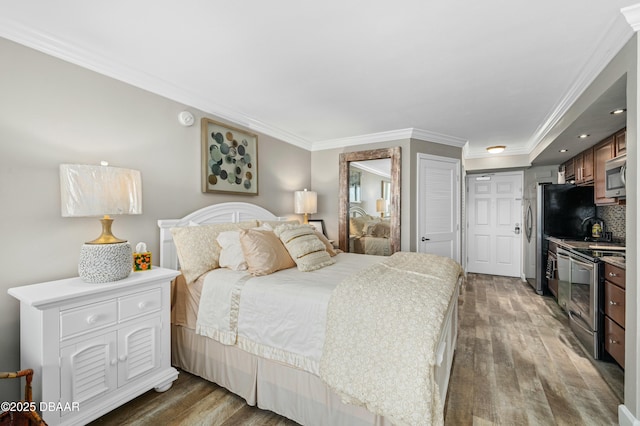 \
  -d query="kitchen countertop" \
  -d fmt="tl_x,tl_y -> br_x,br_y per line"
547,236 -> 625,269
